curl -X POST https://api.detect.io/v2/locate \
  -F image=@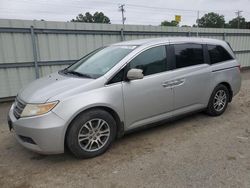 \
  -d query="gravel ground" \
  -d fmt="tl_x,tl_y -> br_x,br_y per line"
0,71 -> 249,188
